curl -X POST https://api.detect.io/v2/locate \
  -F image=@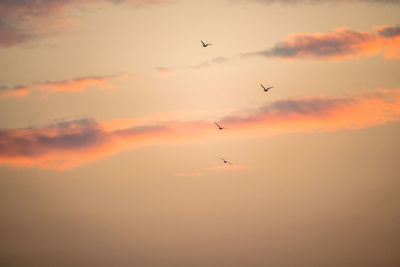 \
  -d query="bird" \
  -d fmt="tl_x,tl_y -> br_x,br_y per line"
219,158 -> 233,165
215,122 -> 227,130
201,40 -> 212,47
261,84 -> 273,92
